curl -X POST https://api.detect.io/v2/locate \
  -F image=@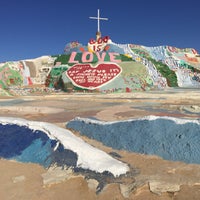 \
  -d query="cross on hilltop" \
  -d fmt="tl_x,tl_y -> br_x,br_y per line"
89,9 -> 108,39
